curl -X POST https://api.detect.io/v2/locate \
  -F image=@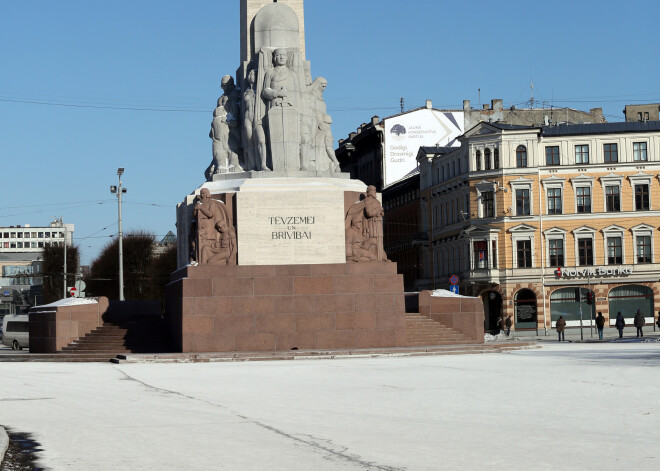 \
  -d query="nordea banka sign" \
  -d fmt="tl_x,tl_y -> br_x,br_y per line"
555,266 -> 633,278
